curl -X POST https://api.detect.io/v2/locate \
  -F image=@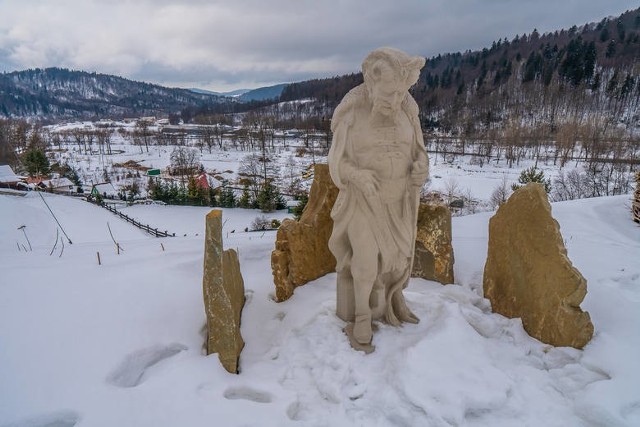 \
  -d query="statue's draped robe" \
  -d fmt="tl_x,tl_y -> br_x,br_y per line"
328,84 -> 428,325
